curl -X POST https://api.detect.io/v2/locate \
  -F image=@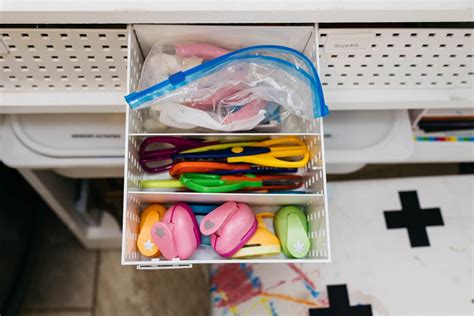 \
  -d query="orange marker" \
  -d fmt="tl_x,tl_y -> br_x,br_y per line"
137,204 -> 166,257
